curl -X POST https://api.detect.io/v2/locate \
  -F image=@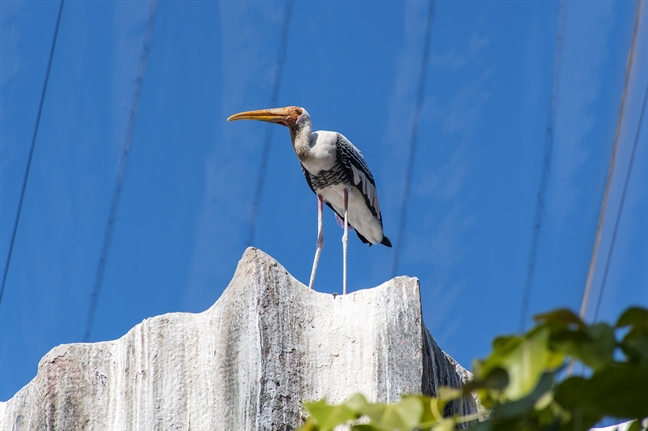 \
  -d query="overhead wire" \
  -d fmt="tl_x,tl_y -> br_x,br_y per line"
246,0 -> 294,247
518,0 -> 567,332
579,0 -> 643,323
593,84 -> 648,322
84,0 -> 158,341
566,0 -> 644,378
391,0 -> 435,277
0,0 -> 66,308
